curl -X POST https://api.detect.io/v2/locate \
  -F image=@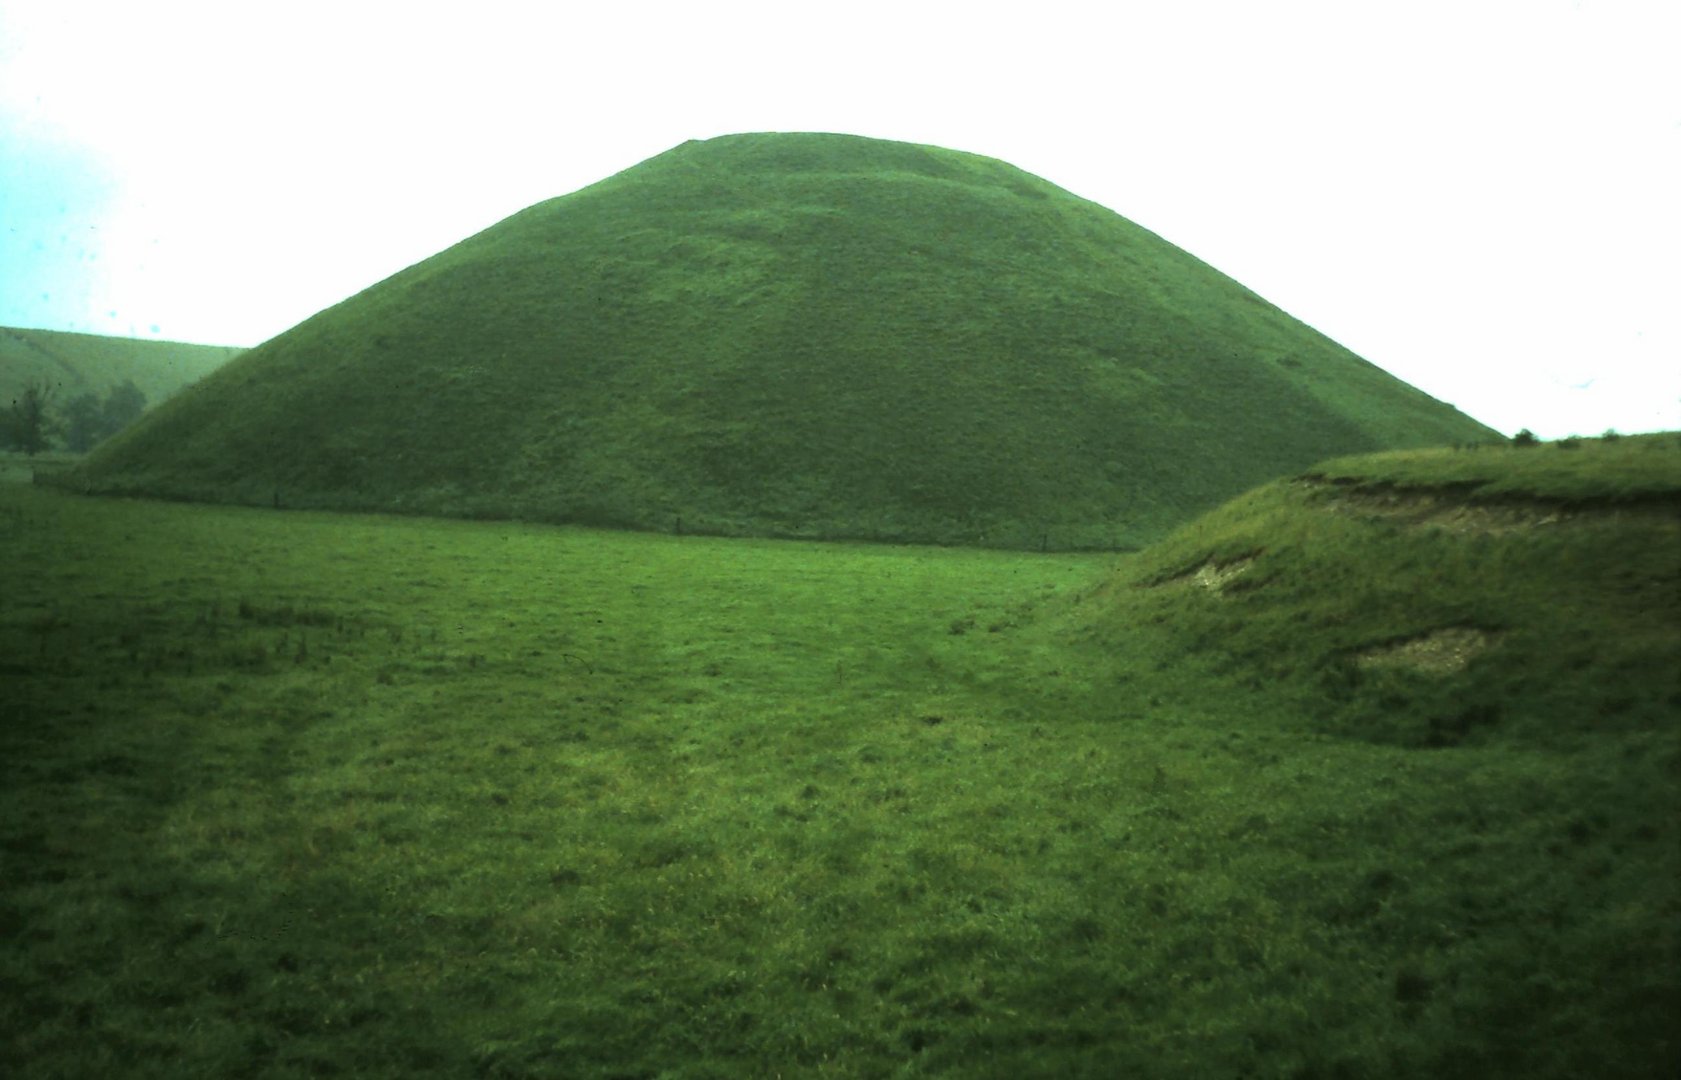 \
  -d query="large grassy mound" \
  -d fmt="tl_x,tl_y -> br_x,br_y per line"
67,132 -> 1496,548
1,326 -> 242,413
